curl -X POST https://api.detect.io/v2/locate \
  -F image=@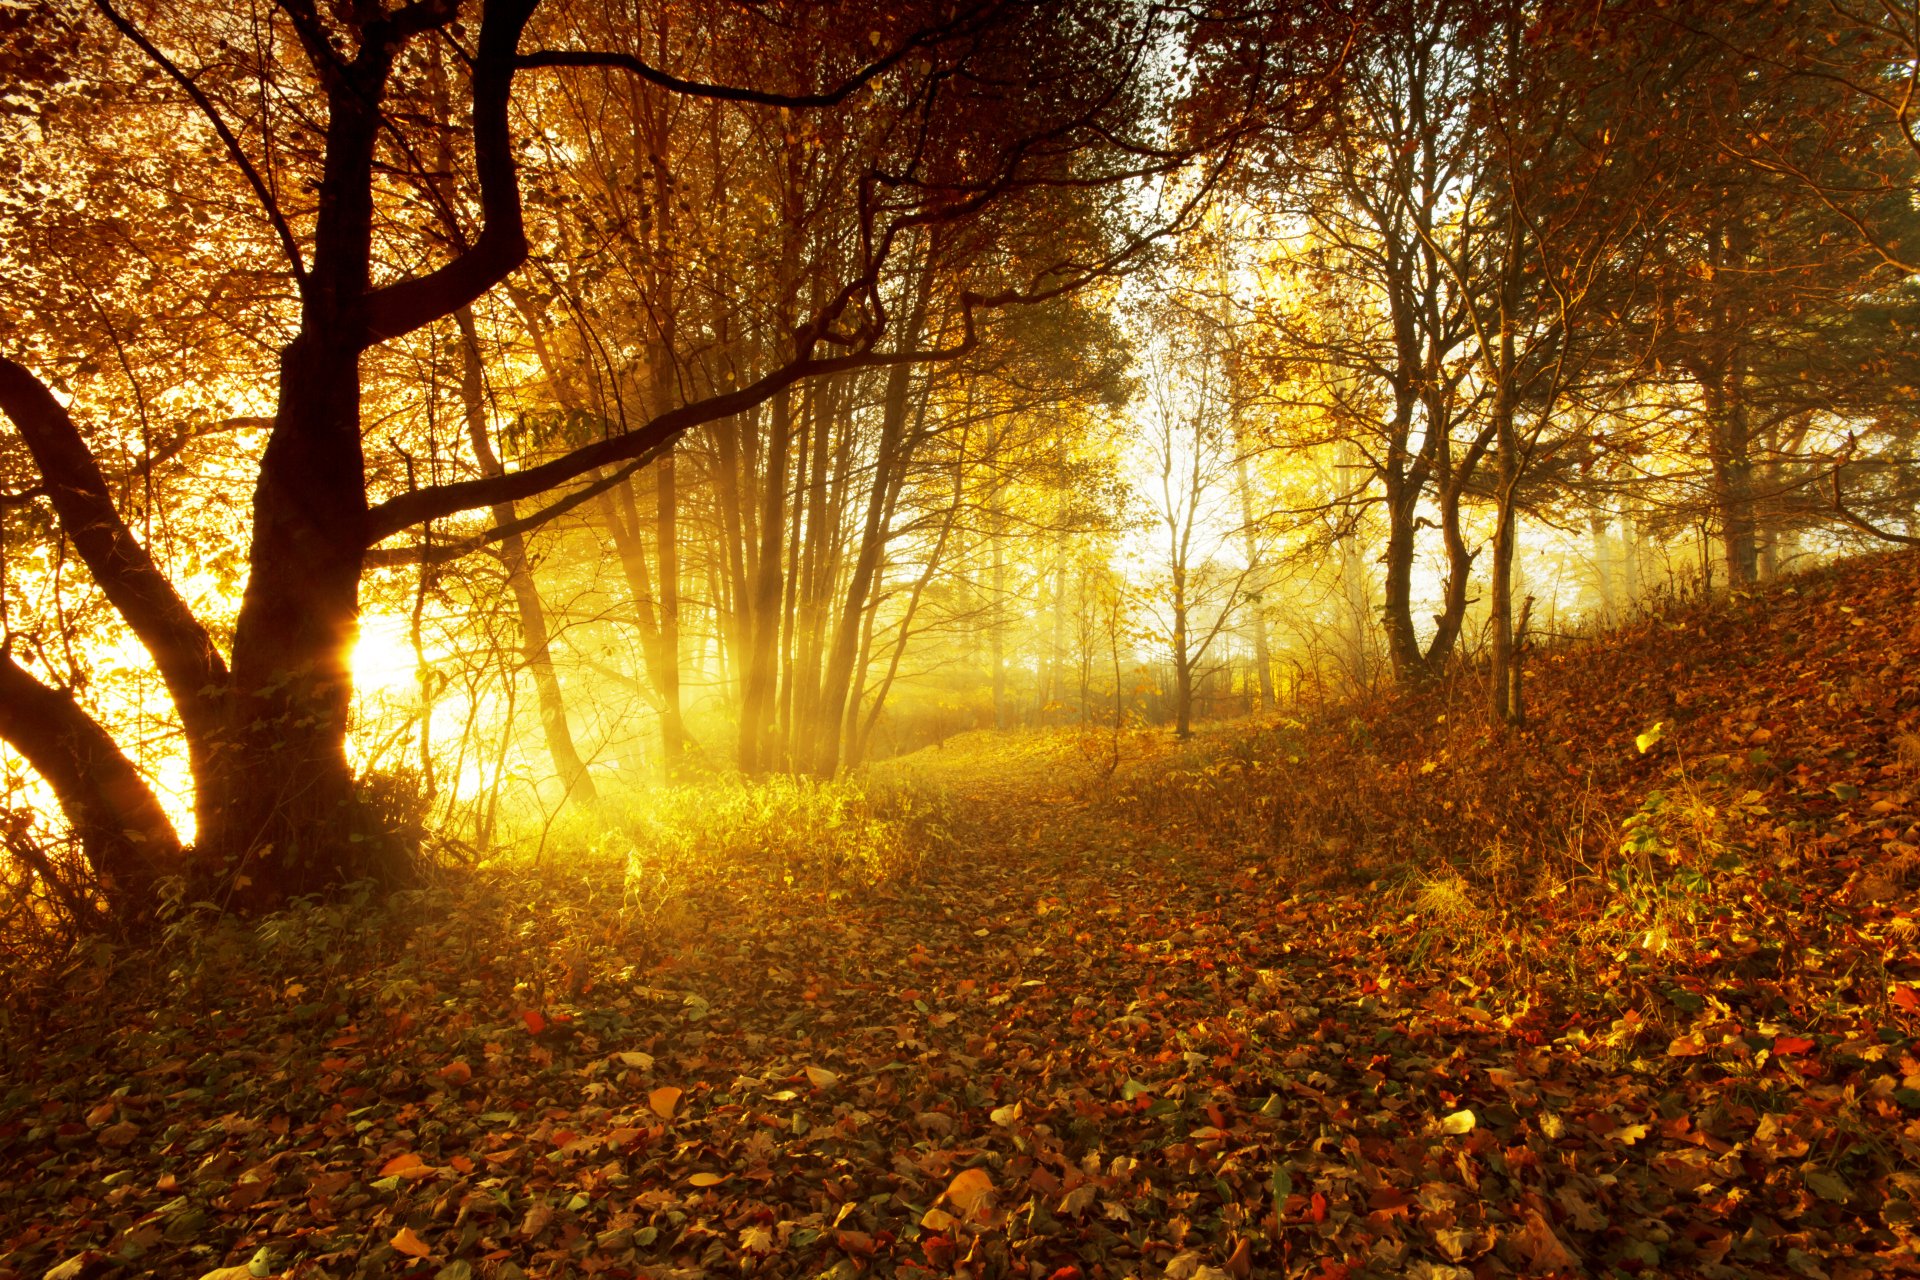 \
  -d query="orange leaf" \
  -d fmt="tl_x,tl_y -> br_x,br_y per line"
438,1060 -> 472,1085
520,1010 -> 546,1035
449,1155 -> 474,1174
689,1171 -> 727,1186
943,1166 -> 994,1223
379,1153 -> 424,1177
1895,985 -> 1919,1012
1773,1034 -> 1815,1056
390,1226 -> 432,1258
649,1086 -> 683,1119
